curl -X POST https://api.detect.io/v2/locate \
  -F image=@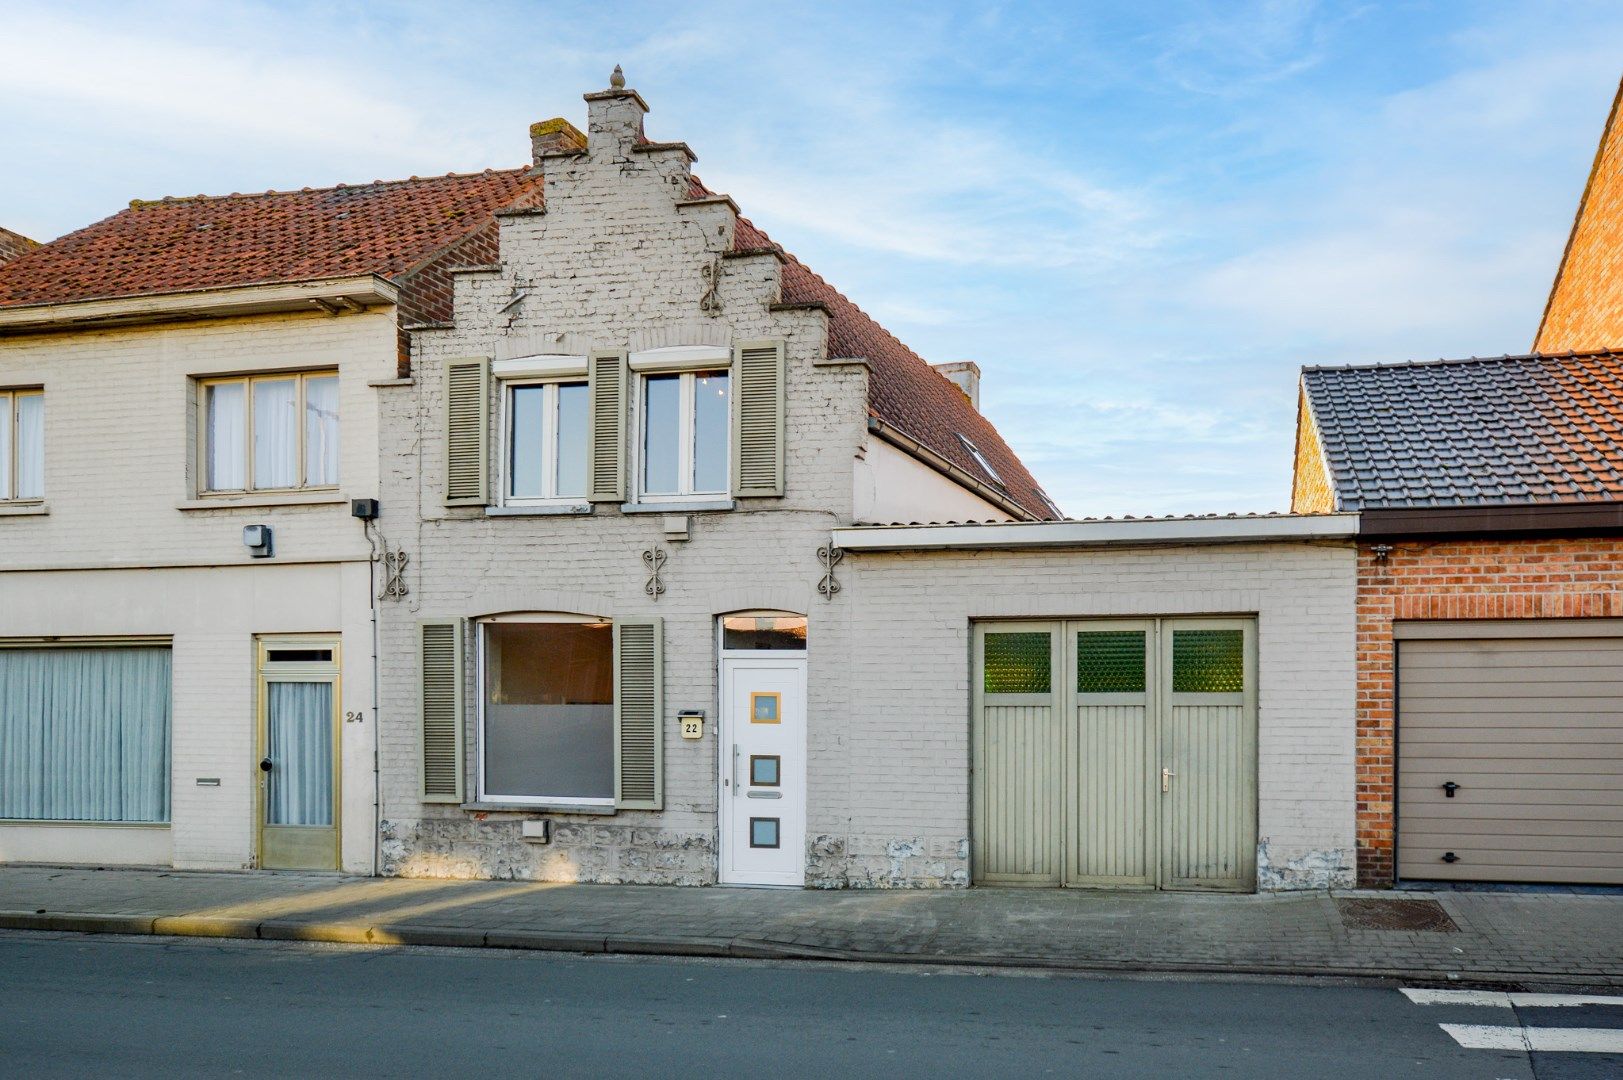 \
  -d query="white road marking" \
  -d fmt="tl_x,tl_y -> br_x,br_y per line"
1402,988 -> 1623,1009
1442,1024 -> 1623,1053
